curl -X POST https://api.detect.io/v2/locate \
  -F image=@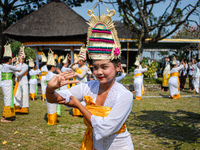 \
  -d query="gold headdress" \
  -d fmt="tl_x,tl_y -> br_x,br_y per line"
172,56 -> 177,65
41,53 -> 47,62
86,1 -> 121,60
19,44 -> 26,58
47,49 -> 56,66
134,56 -> 140,66
63,54 -> 69,64
78,45 -> 87,61
3,43 -> 12,57
29,58 -> 34,67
